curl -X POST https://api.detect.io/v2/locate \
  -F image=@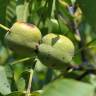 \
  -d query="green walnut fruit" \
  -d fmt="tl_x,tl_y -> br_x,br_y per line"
42,33 -> 75,62
38,44 -> 71,70
37,33 -> 75,70
5,22 -> 42,56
